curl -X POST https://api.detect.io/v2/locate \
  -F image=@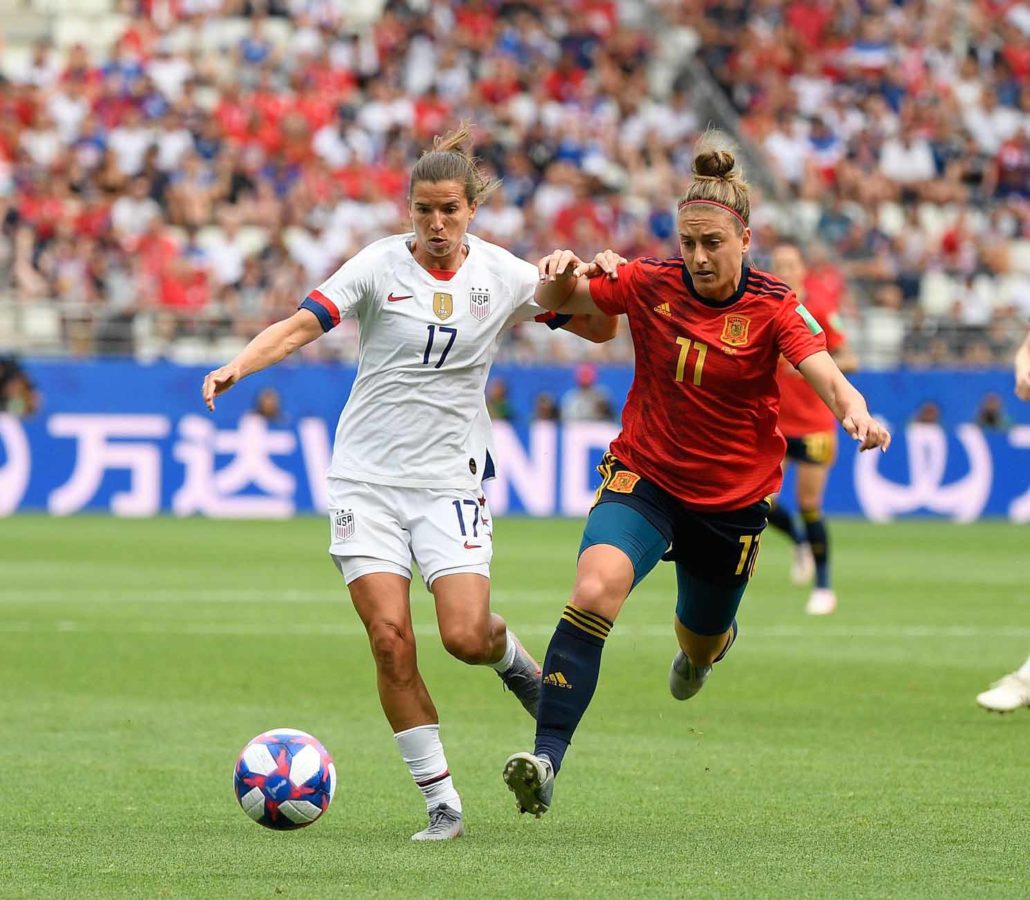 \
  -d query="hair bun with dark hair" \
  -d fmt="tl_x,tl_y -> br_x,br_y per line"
694,149 -> 736,179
